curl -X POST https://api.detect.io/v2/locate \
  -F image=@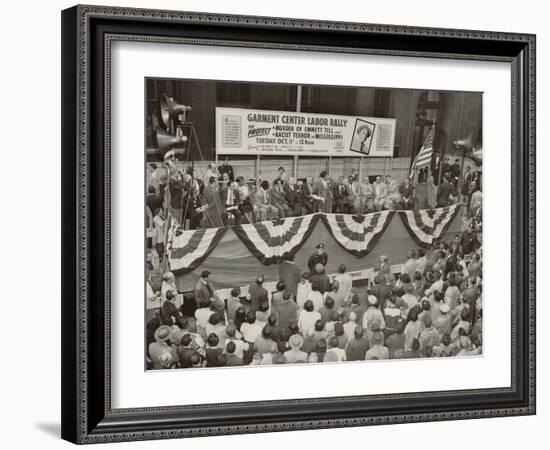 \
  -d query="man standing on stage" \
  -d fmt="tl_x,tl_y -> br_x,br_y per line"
307,243 -> 329,274
451,158 -> 461,187
313,171 -> 333,213
284,177 -> 302,216
332,175 -> 349,213
218,157 -> 234,182
436,174 -> 455,207
202,176 -> 224,228
430,150 -> 441,186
